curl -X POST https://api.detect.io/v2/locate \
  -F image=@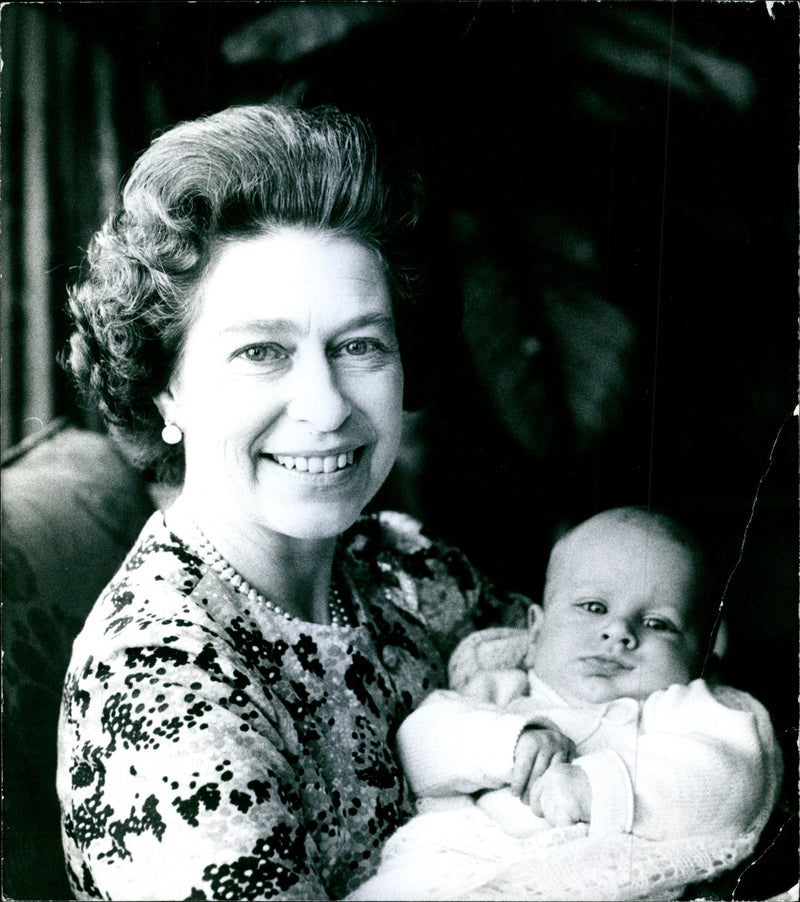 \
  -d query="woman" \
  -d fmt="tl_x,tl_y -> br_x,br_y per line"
56,103 -> 526,900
